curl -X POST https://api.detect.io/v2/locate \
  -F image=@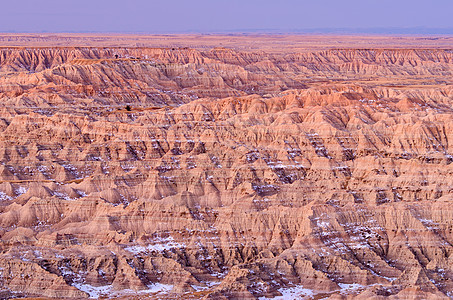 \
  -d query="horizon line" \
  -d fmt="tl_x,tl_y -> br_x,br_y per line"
2,27 -> 453,36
